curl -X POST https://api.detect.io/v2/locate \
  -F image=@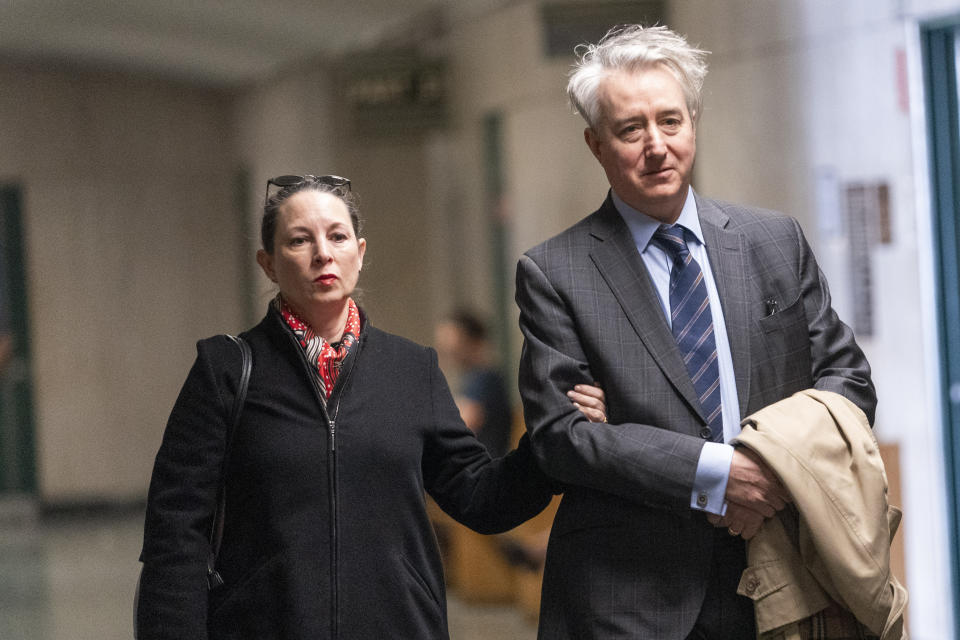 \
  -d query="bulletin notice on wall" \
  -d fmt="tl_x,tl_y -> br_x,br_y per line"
843,181 -> 891,338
